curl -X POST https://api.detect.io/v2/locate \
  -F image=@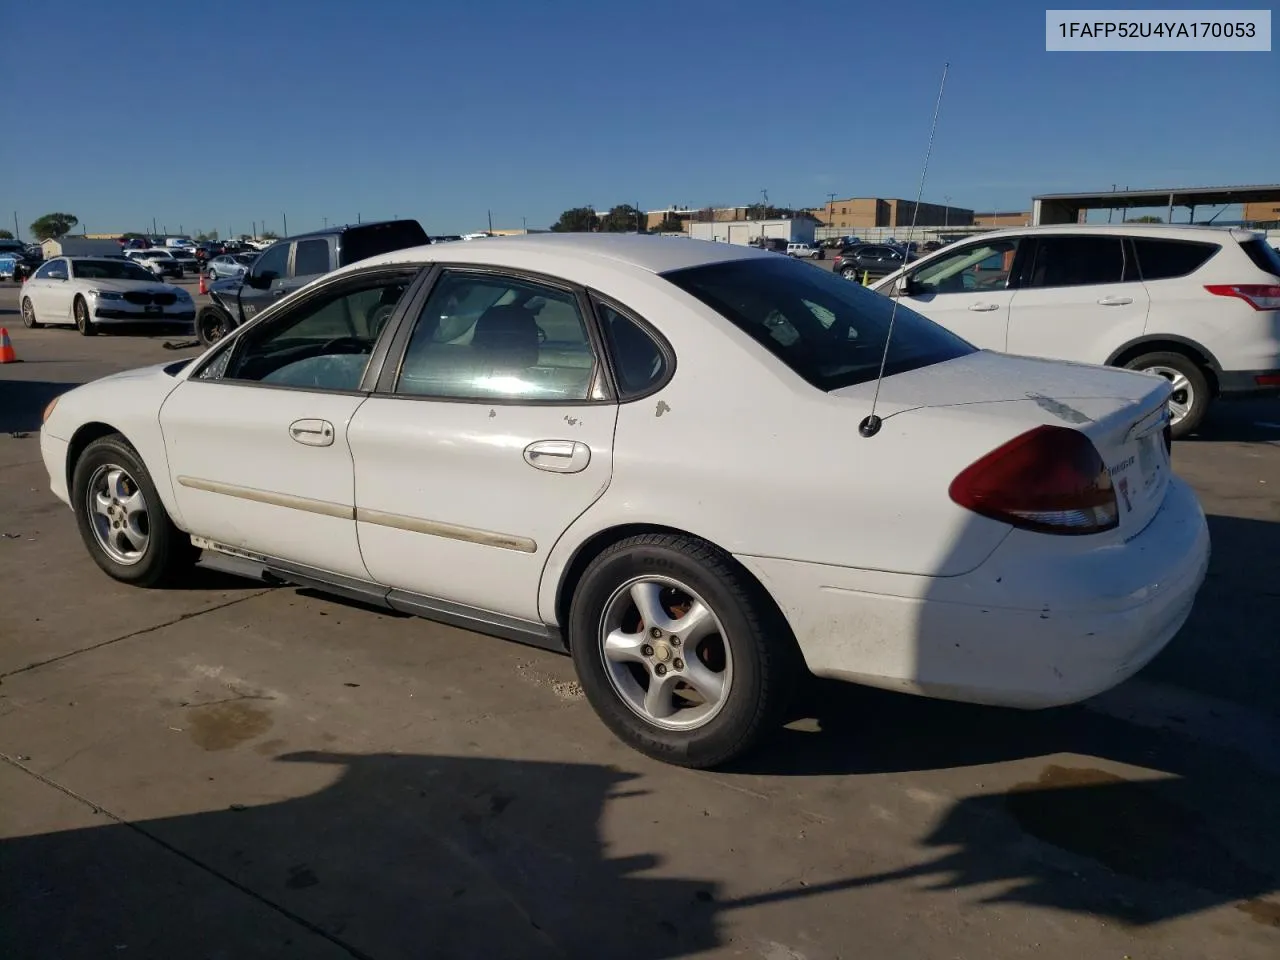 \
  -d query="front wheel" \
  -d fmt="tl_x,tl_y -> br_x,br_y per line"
197,306 -> 234,347
74,296 -> 97,336
71,434 -> 199,587
841,266 -> 859,281
21,297 -> 41,328
1123,351 -> 1210,439
569,533 -> 799,769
